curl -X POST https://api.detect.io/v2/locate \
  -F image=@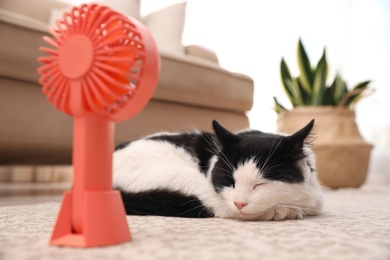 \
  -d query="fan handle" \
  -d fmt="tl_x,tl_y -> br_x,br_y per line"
50,114 -> 131,247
